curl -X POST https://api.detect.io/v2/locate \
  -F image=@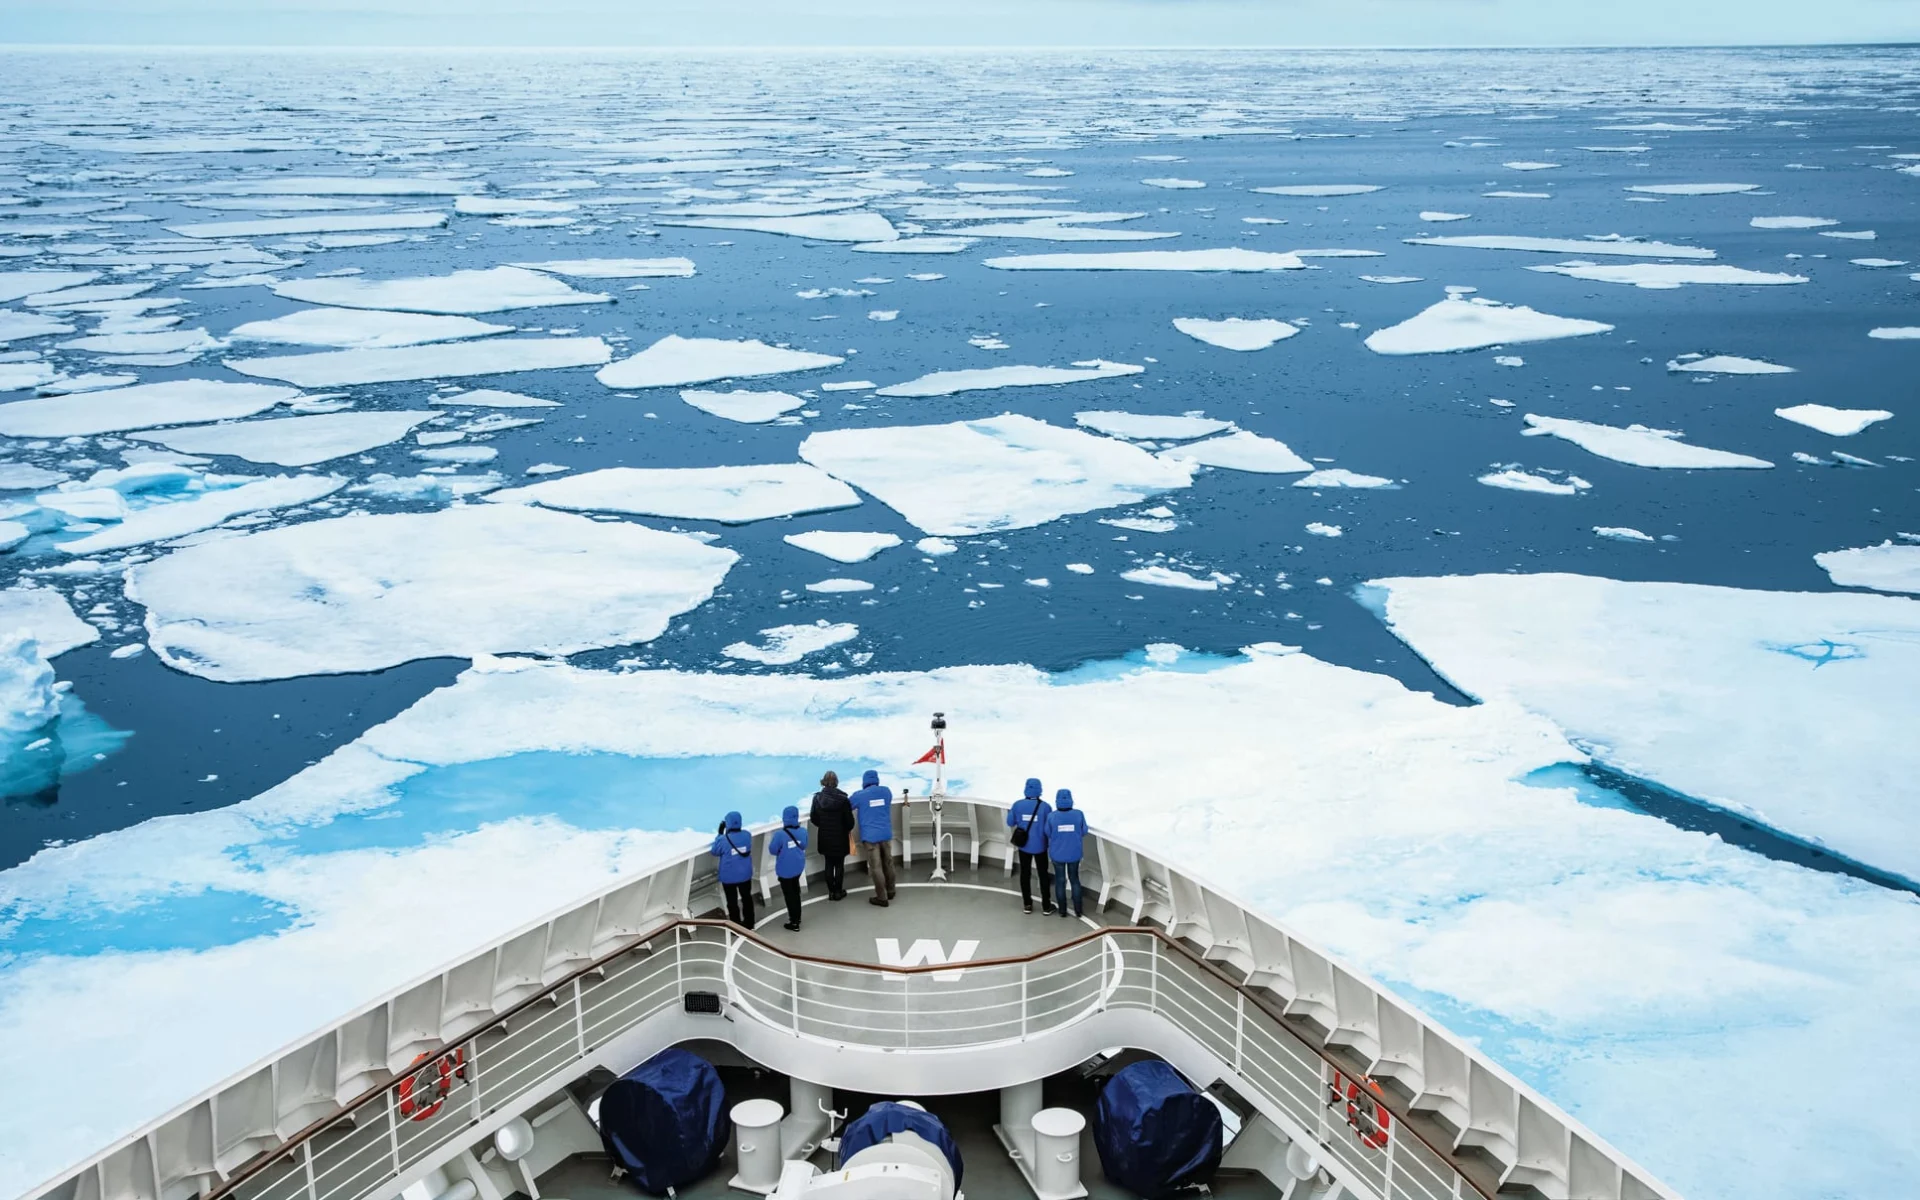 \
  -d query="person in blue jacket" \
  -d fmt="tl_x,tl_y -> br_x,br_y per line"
769,804 -> 810,931
1044,789 -> 1085,919
710,811 -> 757,928
849,769 -> 897,907
1007,778 -> 1053,915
